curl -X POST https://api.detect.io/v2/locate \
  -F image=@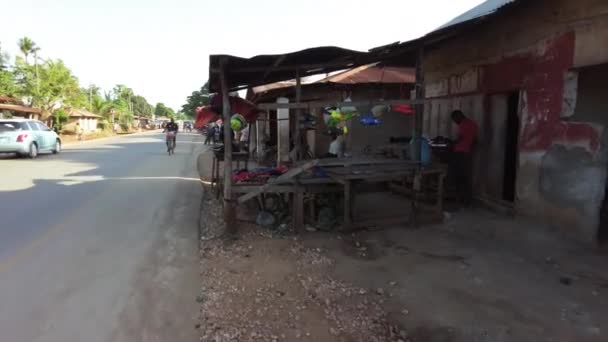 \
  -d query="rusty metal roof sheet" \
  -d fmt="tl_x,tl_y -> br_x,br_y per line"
251,64 -> 415,95
370,0 -> 524,61
437,0 -> 518,31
